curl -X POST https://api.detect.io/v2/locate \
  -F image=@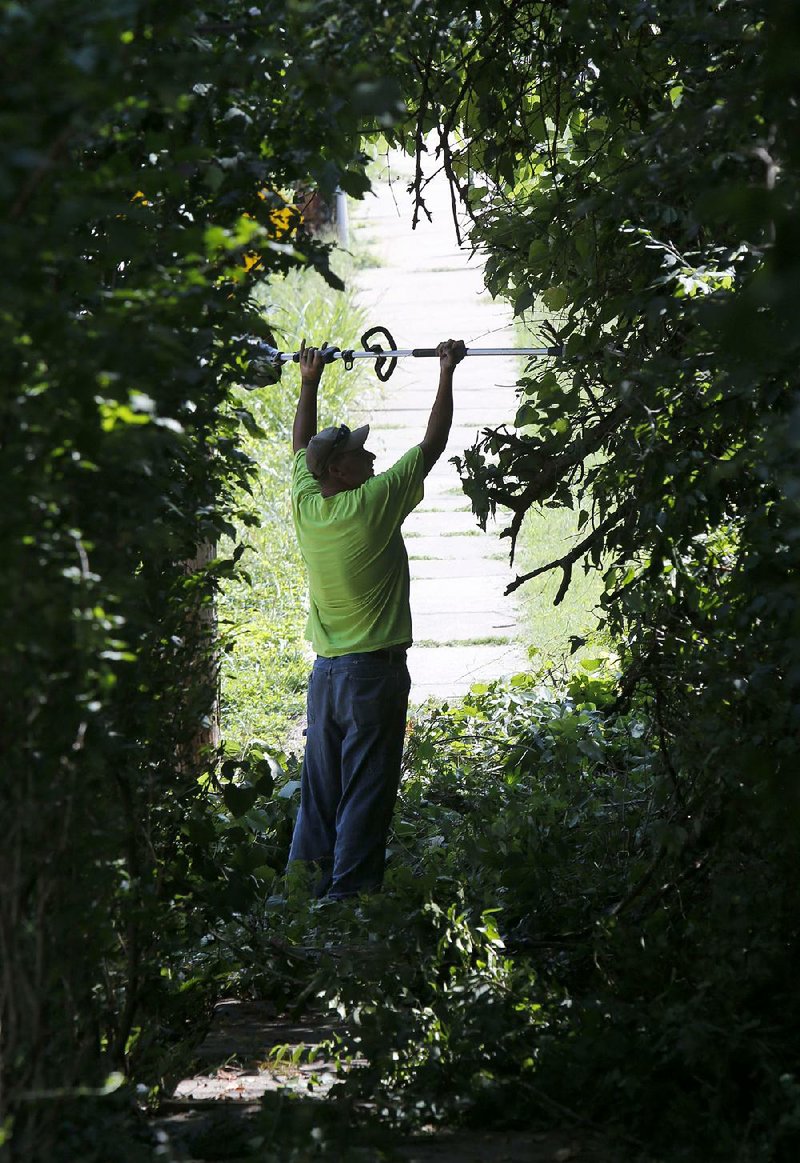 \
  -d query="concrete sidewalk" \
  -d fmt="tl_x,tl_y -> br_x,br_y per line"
348,152 -> 533,702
